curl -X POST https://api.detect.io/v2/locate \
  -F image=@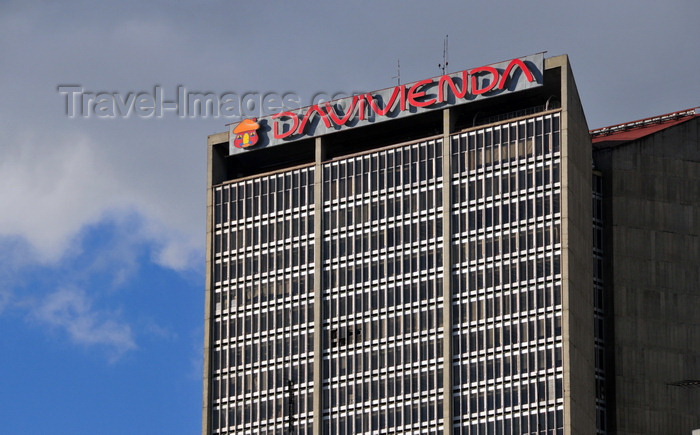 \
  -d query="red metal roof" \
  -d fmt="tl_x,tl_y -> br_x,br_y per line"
591,108 -> 699,150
